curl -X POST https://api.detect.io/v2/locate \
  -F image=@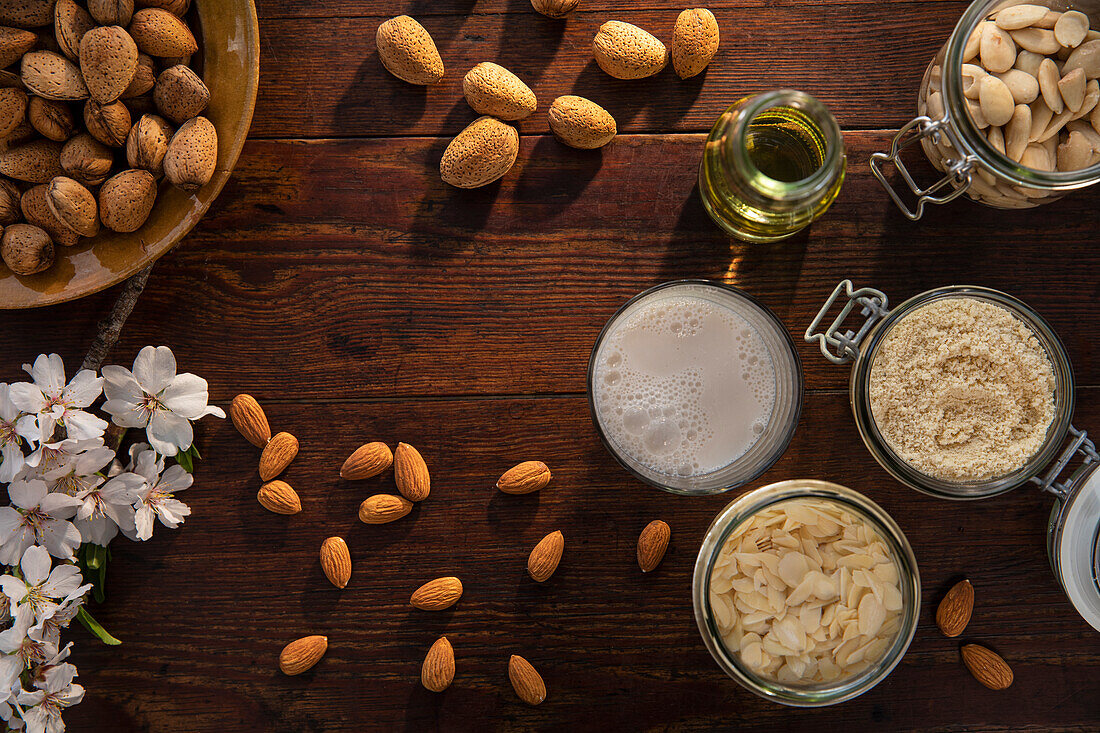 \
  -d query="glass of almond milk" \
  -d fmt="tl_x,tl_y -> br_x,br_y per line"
587,281 -> 803,495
